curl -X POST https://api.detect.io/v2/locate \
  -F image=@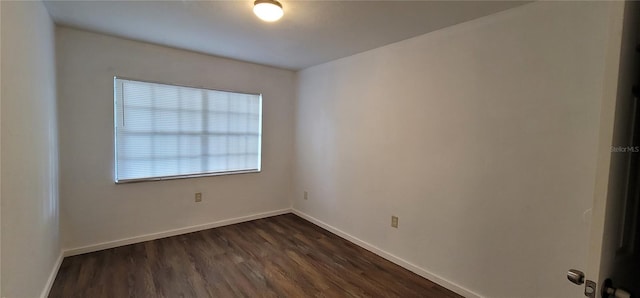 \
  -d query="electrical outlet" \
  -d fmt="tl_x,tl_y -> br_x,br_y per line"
304,191 -> 308,200
195,192 -> 202,202
391,216 -> 399,228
